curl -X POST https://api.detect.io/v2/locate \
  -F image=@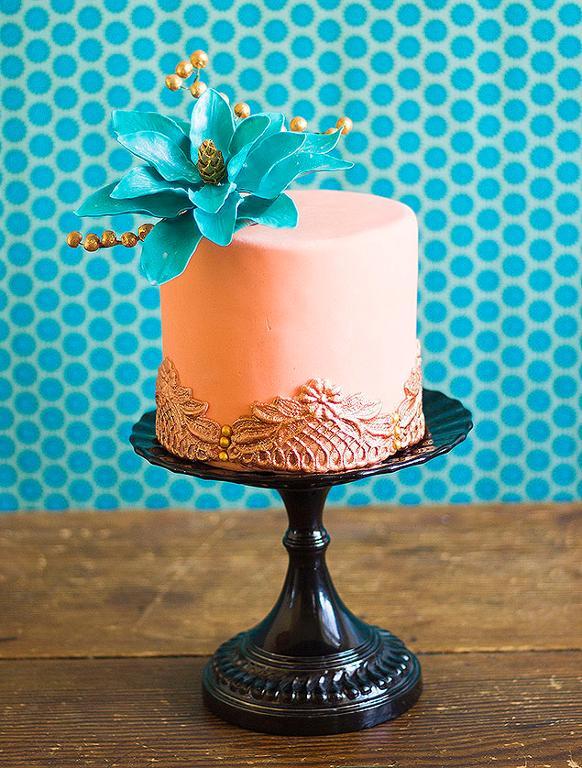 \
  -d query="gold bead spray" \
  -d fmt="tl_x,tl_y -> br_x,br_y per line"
67,50 -> 352,252
66,224 -> 154,253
